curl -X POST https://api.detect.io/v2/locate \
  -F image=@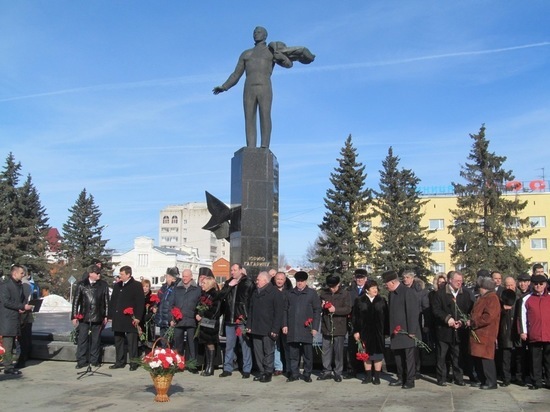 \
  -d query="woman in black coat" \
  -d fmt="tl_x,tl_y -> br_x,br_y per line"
195,276 -> 221,376
352,279 -> 388,385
